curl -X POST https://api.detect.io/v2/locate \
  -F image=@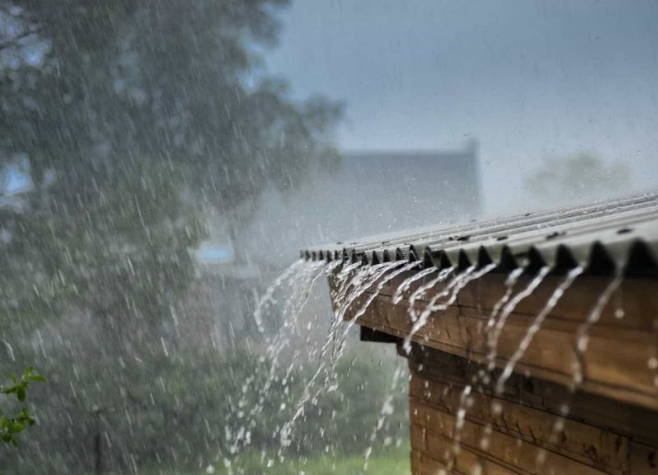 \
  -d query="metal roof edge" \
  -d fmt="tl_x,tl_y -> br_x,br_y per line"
301,193 -> 658,276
